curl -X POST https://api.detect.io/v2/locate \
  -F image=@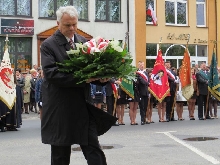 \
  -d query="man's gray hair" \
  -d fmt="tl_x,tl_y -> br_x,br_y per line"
56,6 -> 78,22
